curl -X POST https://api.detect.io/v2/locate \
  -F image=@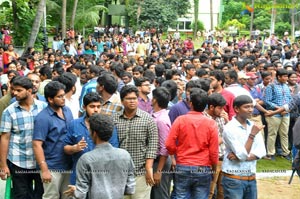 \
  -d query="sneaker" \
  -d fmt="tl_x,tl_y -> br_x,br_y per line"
281,154 -> 291,161
264,155 -> 275,161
